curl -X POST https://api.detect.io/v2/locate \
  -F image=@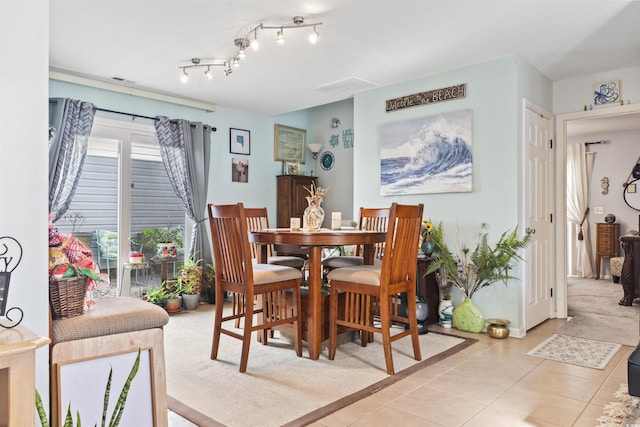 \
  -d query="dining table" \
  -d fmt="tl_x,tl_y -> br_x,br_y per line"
248,228 -> 387,360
